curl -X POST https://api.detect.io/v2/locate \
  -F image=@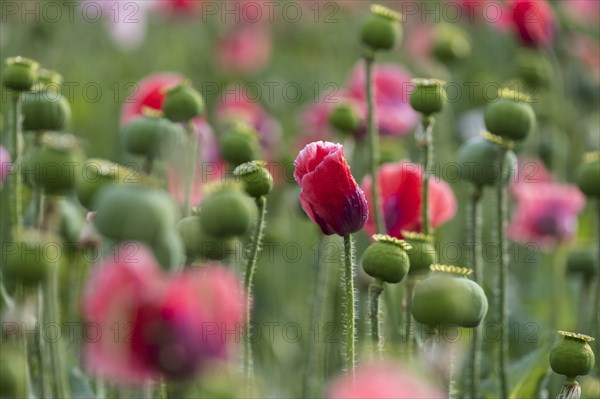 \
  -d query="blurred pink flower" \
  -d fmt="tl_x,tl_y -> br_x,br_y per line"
346,61 -> 419,136
510,157 -> 553,191
508,0 -> 556,47
121,72 -> 183,125
568,34 -> 600,84
0,145 -> 11,186
508,182 -> 585,248
216,24 -> 271,75
361,161 -> 457,238
83,244 -> 245,384
560,0 -> 600,28
326,361 -> 445,399
216,85 -> 281,159
405,23 -> 435,63
159,0 -> 201,14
